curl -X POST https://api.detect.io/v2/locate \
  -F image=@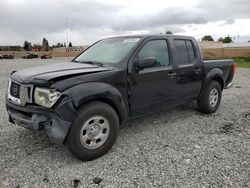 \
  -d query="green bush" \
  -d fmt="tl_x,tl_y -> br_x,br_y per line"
233,57 -> 250,68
